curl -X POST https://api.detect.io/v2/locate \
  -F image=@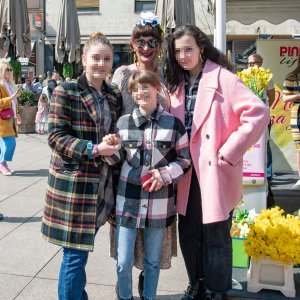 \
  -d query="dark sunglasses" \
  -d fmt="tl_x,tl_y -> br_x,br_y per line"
248,62 -> 262,66
135,38 -> 159,49
5,68 -> 13,72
